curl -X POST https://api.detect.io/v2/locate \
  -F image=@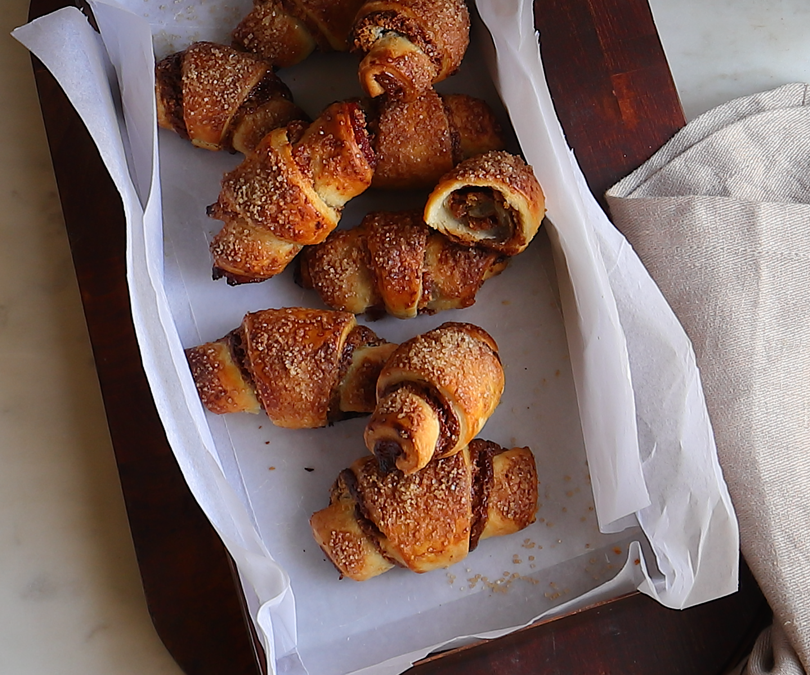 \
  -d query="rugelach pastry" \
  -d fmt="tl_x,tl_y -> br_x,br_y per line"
232,0 -> 367,68
207,100 -> 376,284
185,307 -> 397,428
368,89 -> 504,190
364,322 -> 505,474
297,209 -> 508,318
310,440 -> 538,580
155,42 -> 307,154
424,150 -> 546,256
350,0 -> 470,102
